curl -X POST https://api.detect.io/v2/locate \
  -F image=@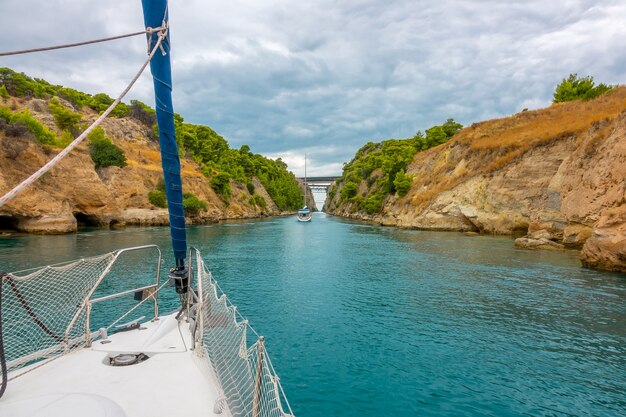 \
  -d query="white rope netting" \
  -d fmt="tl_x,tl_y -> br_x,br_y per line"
0,253 -> 116,381
193,250 -> 294,417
